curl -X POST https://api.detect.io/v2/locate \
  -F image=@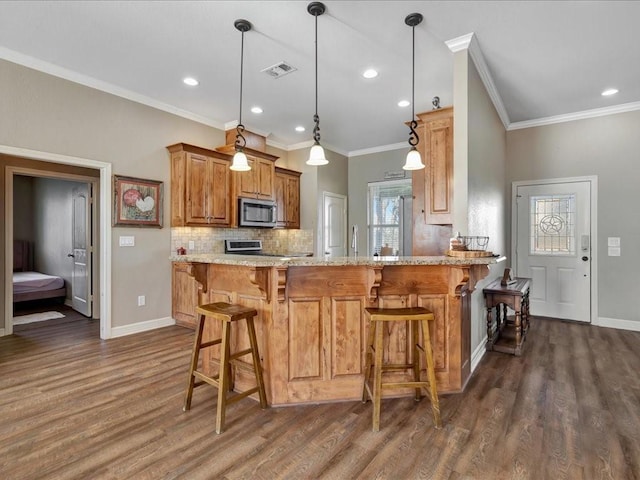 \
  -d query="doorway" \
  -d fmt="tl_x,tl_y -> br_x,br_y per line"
512,177 -> 597,322
322,192 -> 347,257
2,144 -> 112,339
